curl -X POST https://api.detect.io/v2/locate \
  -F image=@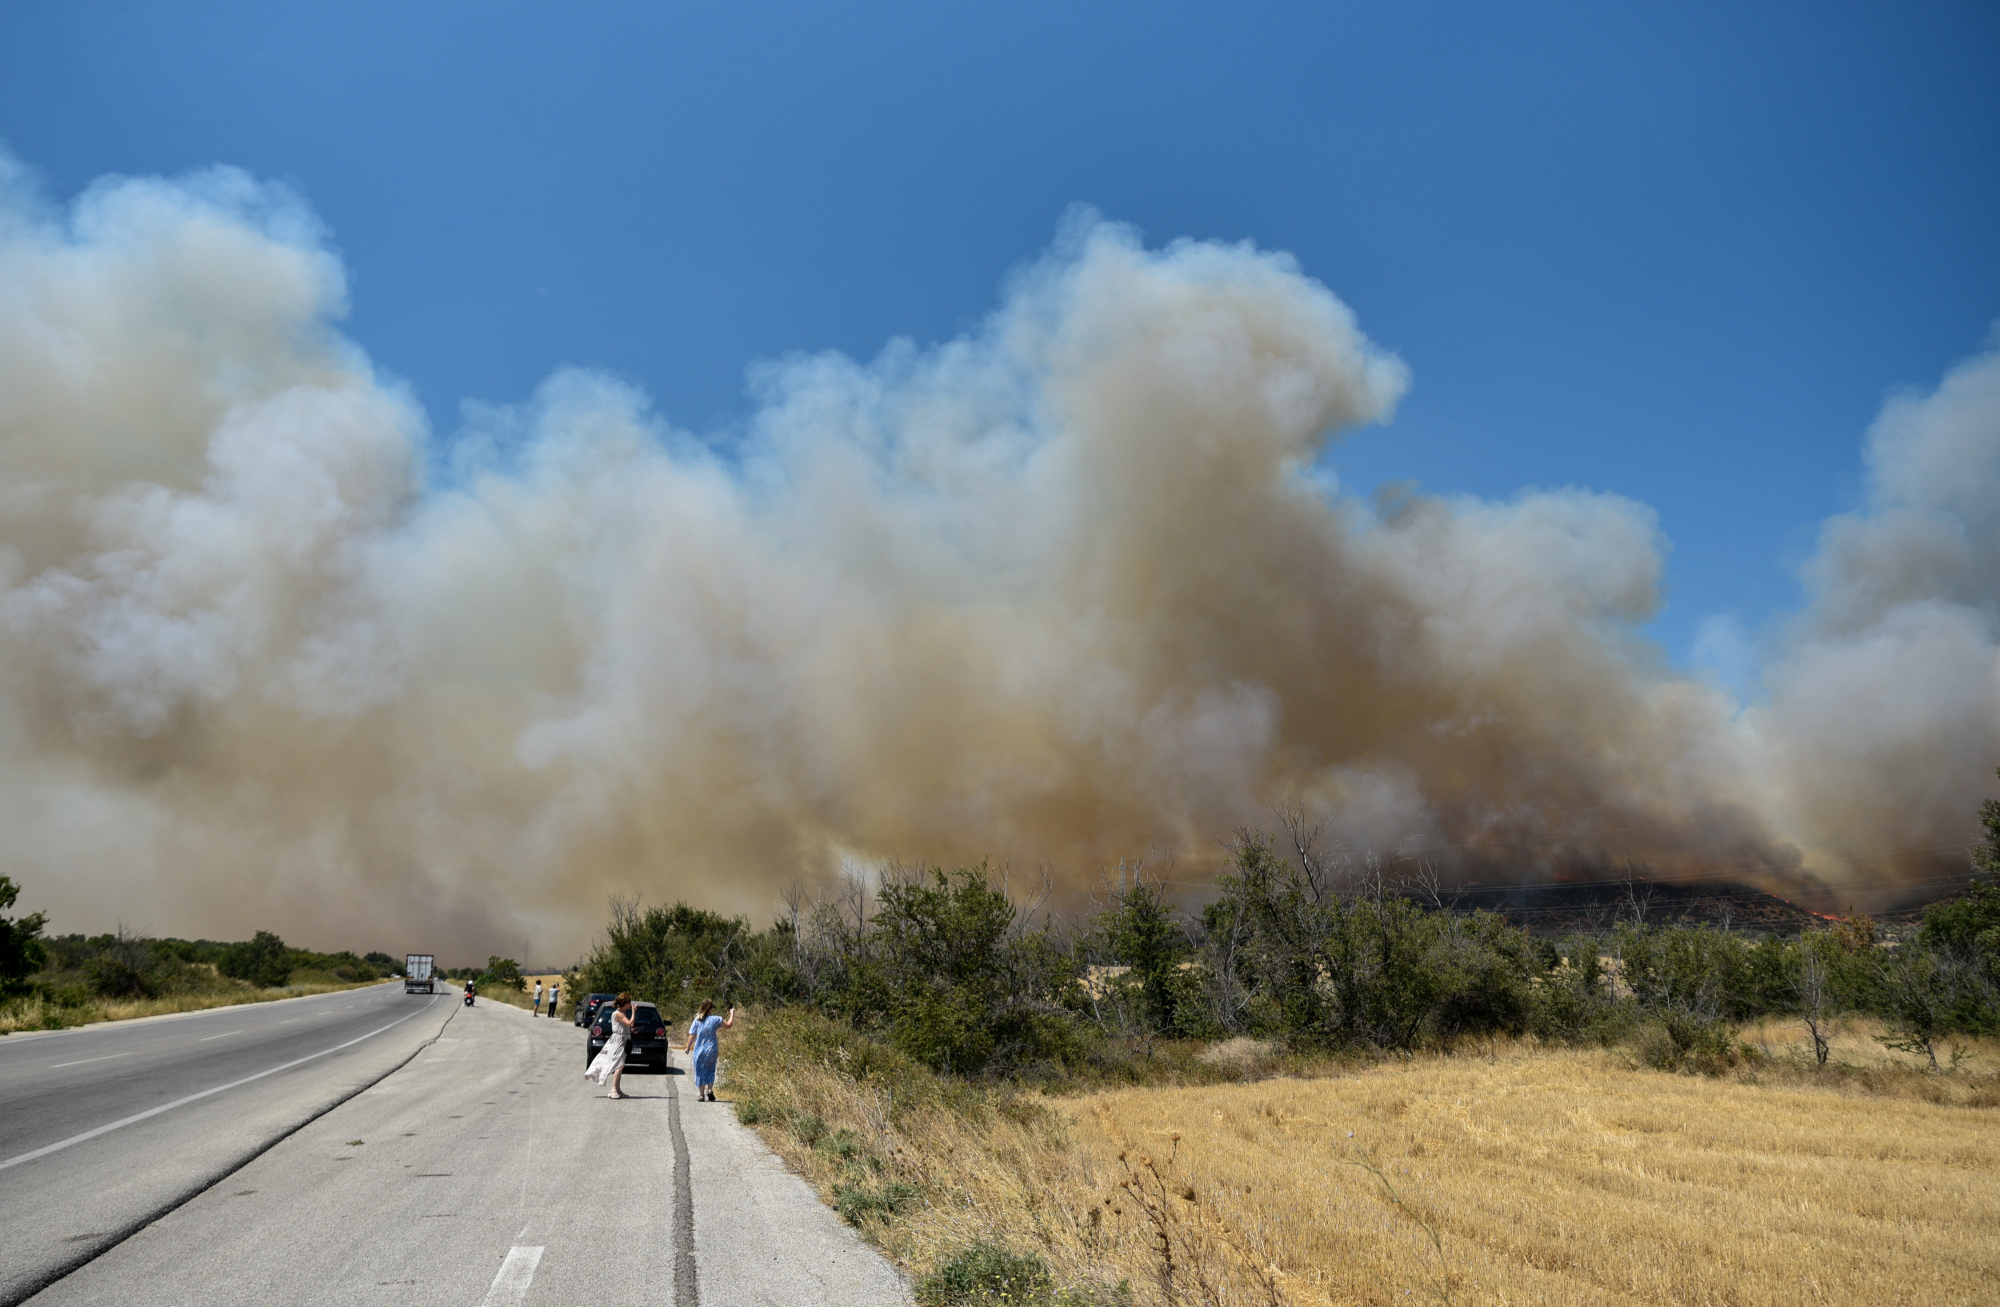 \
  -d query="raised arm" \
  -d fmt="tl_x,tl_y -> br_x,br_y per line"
721,1007 -> 736,1029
